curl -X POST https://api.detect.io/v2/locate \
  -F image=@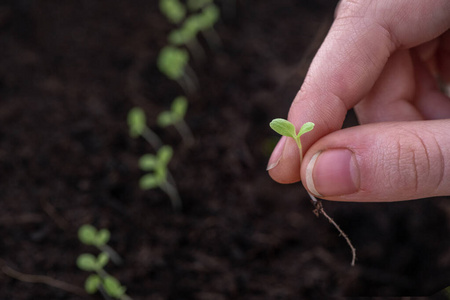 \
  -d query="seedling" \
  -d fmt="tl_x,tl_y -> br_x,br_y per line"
77,253 -> 131,300
189,4 -> 221,49
139,145 -> 182,210
269,119 -> 313,162
168,18 -> 206,62
77,225 -> 131,300
270,118 -> 356,266
159,0 -> 186,24
78,224 -> 123,265
127,107 -> 163,150
157,96 -> 194,146
196,4 -> 220,31
157,46 -> 197,94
